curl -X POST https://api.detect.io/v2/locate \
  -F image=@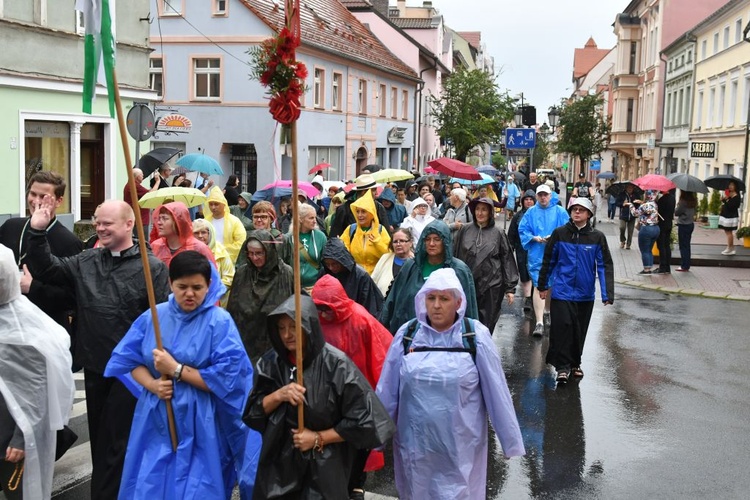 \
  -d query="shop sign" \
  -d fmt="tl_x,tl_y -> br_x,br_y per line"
387,127 -> 407,144
689,141 -> 716,158
157,114 -> 192,133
